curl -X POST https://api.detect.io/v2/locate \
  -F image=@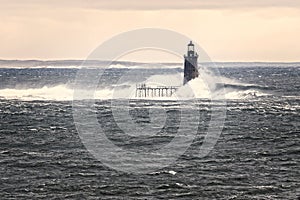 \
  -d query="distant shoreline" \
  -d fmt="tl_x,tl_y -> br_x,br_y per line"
0,59 -> 299,69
